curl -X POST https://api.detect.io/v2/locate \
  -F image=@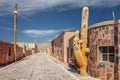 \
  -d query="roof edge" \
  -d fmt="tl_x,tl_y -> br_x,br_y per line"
89,20 -> 120,29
